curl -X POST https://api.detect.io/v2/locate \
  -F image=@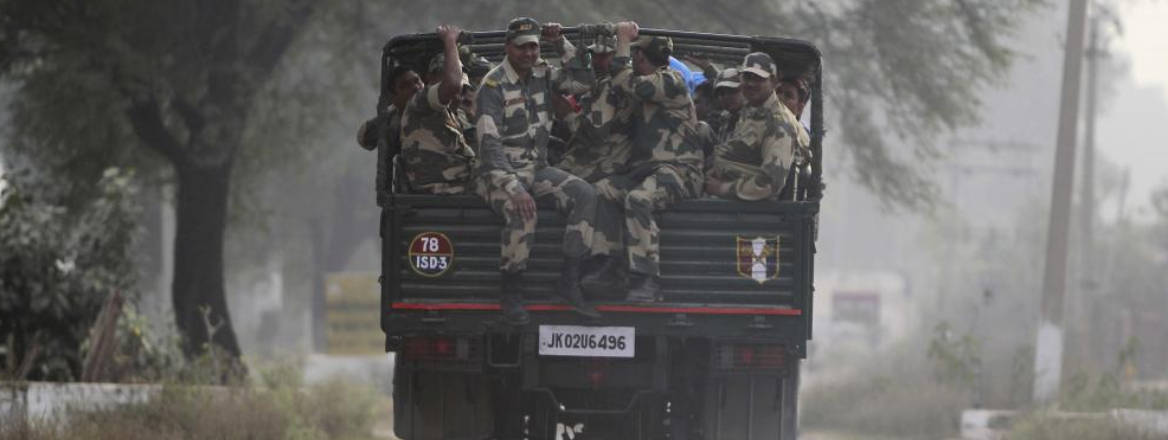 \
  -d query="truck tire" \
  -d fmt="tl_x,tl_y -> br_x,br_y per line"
701,362 -> 801,440
392,356 -> 493,440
